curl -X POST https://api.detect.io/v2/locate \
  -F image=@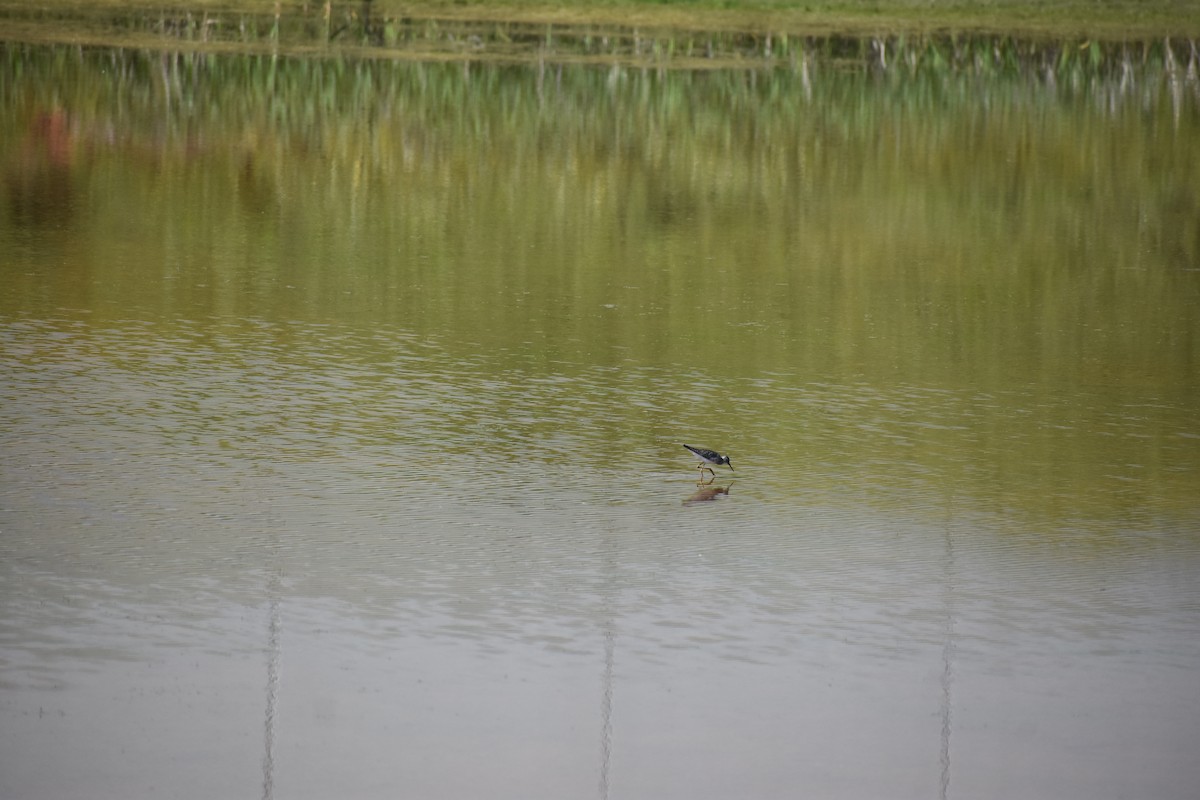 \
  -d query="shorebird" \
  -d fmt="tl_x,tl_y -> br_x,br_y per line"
682,444 -> 734,479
